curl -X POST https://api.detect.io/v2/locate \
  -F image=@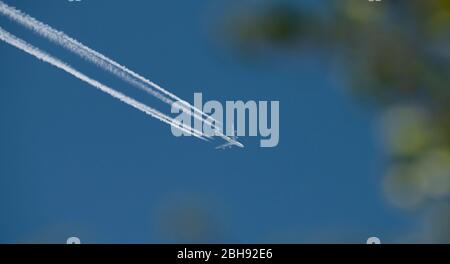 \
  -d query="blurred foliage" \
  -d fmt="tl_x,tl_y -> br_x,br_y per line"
228,0 -> 449,104
227,0 -> 450,242
155,194 -> 225,243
